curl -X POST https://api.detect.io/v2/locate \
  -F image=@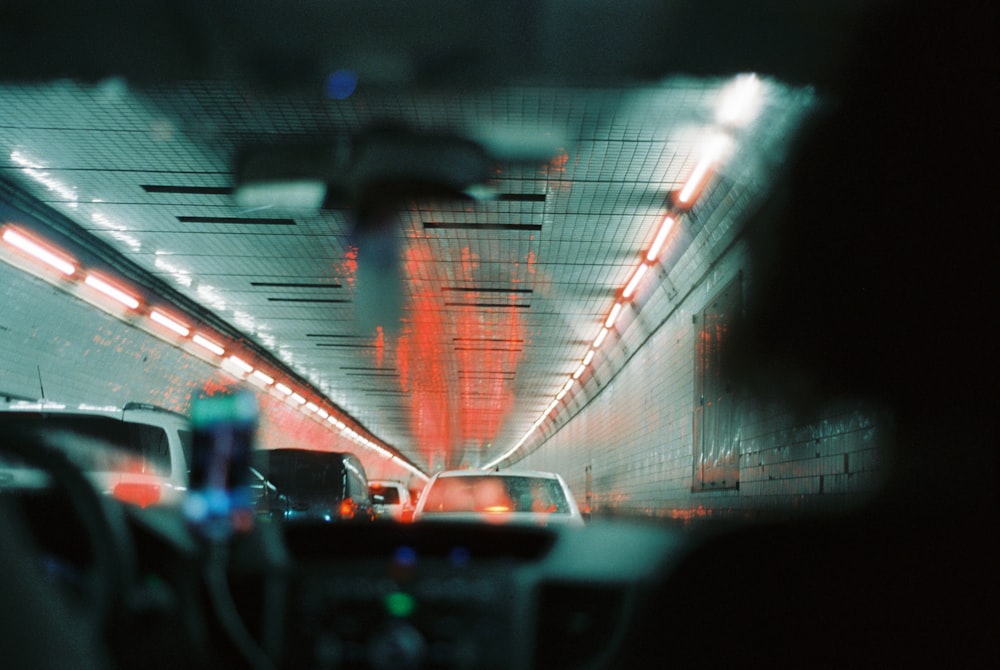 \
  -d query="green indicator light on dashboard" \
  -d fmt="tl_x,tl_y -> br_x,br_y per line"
385,591 -> 416,618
